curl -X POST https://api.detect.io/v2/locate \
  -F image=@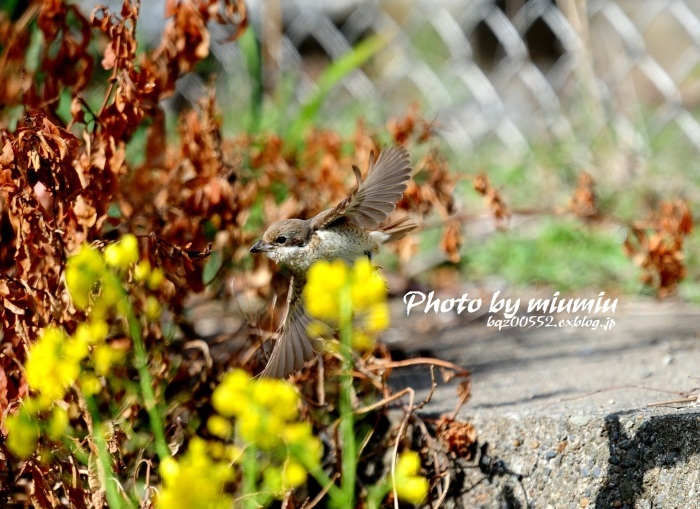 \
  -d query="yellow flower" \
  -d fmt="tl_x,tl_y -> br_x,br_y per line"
261,460 -> 308,497
159,457 -> 179,482
79,374 -> 102,397
282,459 -> 307,488
47,406 -> 70,441
25,327 -> 83,408
252,379 -> 299,420
134,259 -> 151,282
283,423 -> 323,467
148,268 -> 165,289
238,410 -> 284,450
104,234 -> 139,269
304,258 -> 388,325
223,444 -> 243,463
212,369 -> 251,417
65,270 -> 91,310
396,450 -> 421,476
262,466 -> 283,494
90,320 -> 109,341
157,438 -> 234,509
363,302 -> 390,332
145,295 -> 161,321
64,334 -> 90,363
396,476 -> 429,505
73,320 -> 109,346
121,234 -> 139,261
210,370 -> 322,471
303,259 -> 347,321
350,258 -> 387,310
281,422 -> 313,446
394,451 -> 429,505
66,244 -> 105,310
5,407 -> 40,459
99,271 -> 123,310
92,343 -> 126,376
206,415 -> 232,439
